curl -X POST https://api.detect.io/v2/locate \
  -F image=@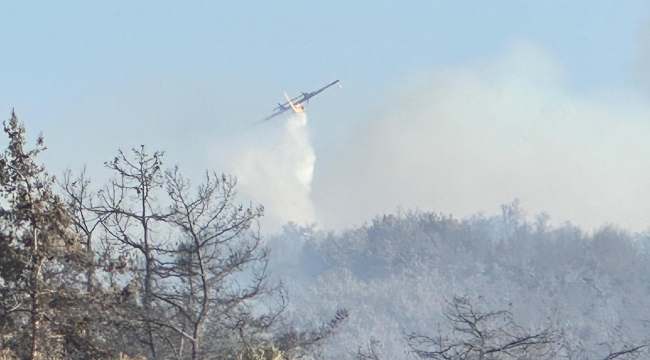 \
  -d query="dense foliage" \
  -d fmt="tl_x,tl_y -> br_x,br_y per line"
268,202 -> 650,359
